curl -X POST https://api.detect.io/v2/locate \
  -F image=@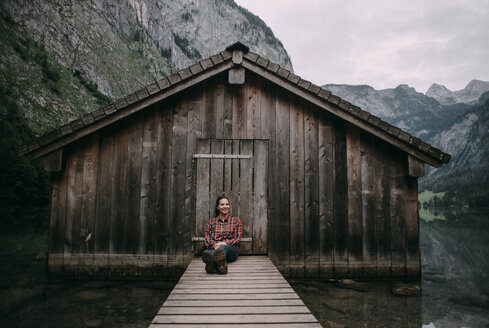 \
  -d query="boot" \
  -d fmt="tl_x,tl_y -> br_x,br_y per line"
202,250 -> 217,273
214,248 -> 227,274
